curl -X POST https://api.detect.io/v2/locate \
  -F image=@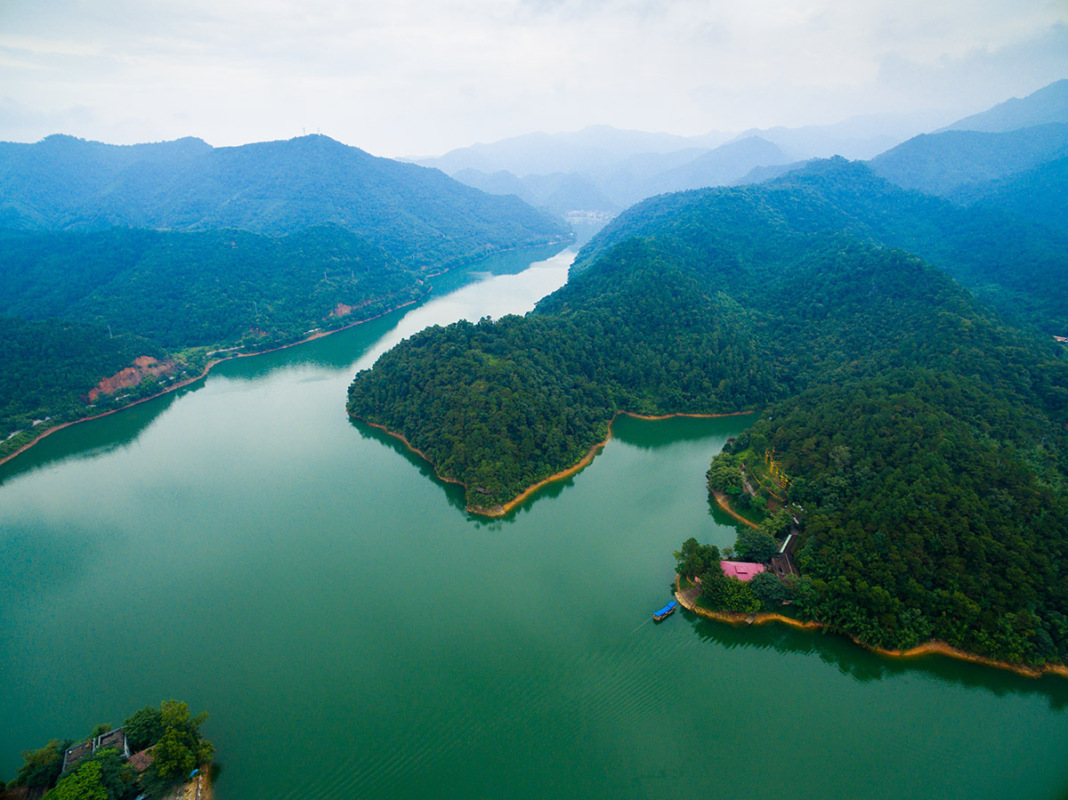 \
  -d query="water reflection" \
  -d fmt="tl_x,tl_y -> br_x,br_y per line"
610,413 -> 757,450
684,608 -> 1068,707
0,388 -> 191,487
350,418 -> 469,514
352,411 -> 750,521
0,244 -> 570,484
